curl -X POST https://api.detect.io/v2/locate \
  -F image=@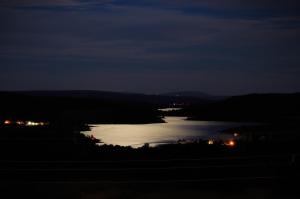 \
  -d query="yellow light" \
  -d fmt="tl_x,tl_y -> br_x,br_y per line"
208,139 -> 214,145
25,121 -> 48,126
16,121 -> 25,125
26,121 -> 38,126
